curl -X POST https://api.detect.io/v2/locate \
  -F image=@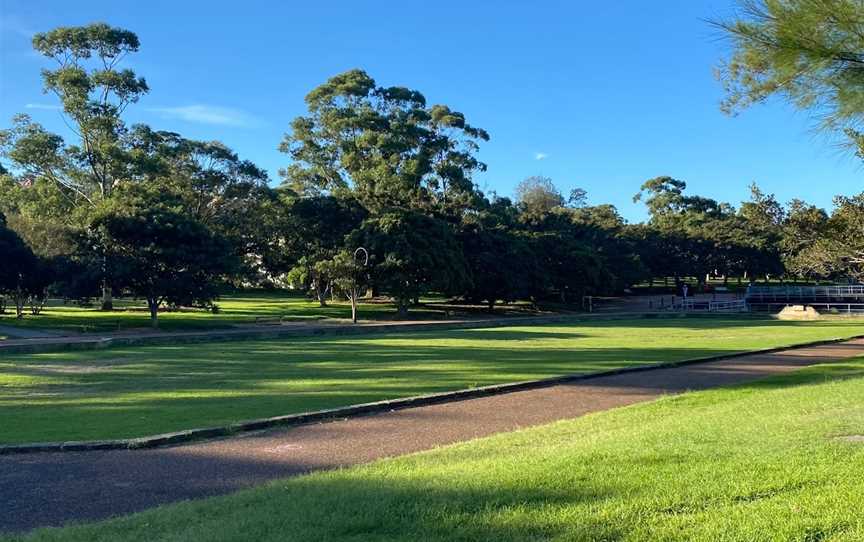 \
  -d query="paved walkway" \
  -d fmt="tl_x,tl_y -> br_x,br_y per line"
3,338 -> 864,533
0,324 -> 61,340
